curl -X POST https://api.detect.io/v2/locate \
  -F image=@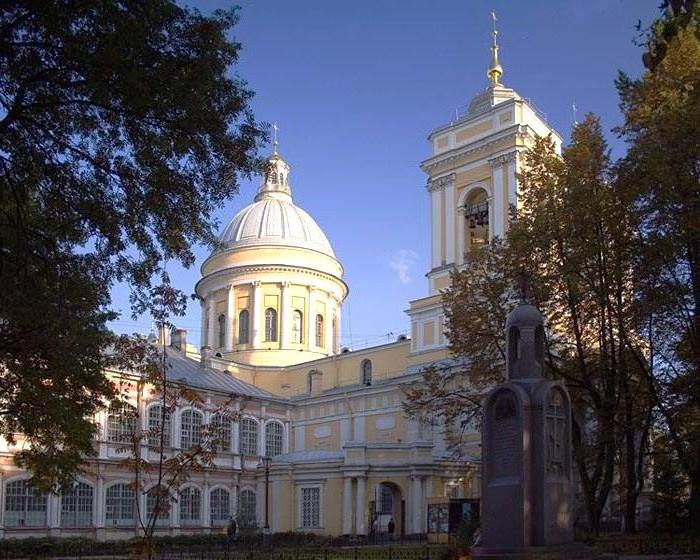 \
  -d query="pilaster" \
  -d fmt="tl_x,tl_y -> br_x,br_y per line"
251,281 -> 262,347
225,284 -> 235,352
355,476 -> 366,535
342,477 -> 353,534
280,281 -> 291,347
